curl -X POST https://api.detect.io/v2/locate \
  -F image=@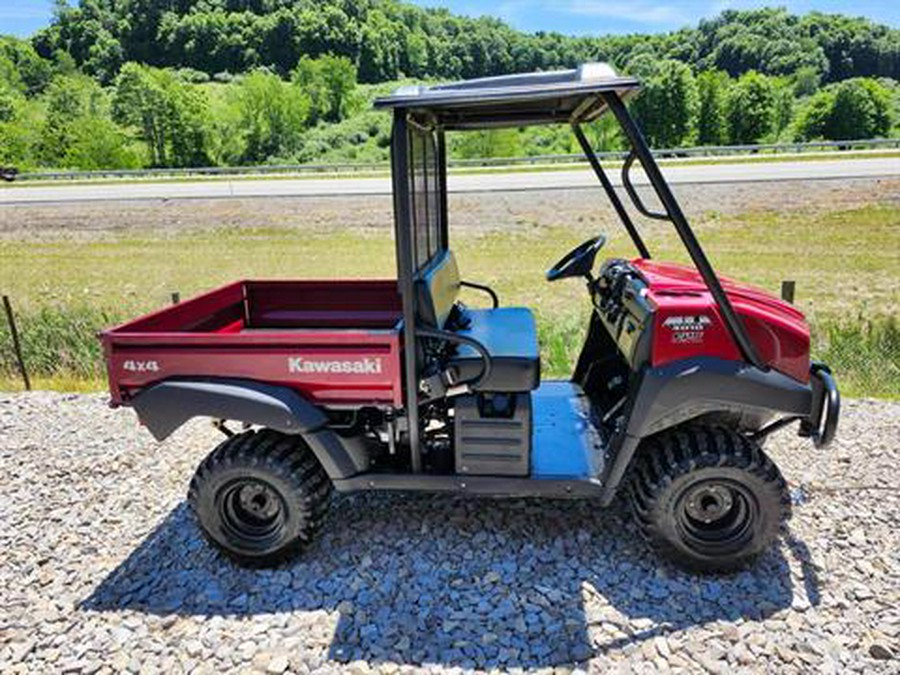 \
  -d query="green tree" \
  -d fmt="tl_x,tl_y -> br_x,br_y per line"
0,53 -> 23,92
112,63 -> 210,167
0,93 -> 41,169
33,2 -> 900,86
828,78 -> 892,138
36,73 -> 107,165
630,60 -> 699,148
234,69 -> 310,163
772,79 -> 795,139
726,71 -> 776,144
795,78 -> 893,140
62,116 -> 143,169
696,70 -> 730,145
792,65 -> 821,97
452,129 -> 522,159
0,120 -> 32,167
0,84 -> 20,123
0,37 -> 53,95
358,9 -> 405,82
293,55 -> 358,124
